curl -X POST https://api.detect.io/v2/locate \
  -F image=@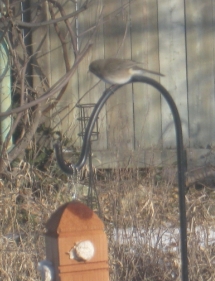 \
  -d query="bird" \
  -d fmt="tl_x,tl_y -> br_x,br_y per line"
89,58 -> 164,85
